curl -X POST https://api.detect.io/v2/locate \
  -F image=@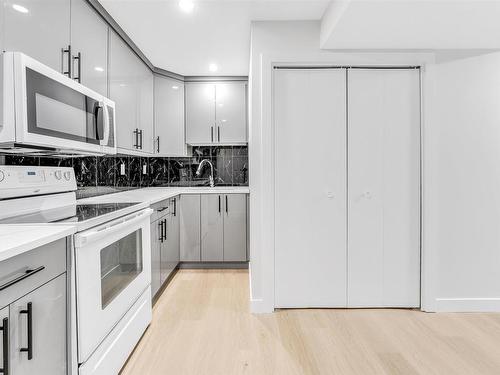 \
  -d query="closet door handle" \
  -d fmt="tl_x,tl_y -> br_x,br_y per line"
0,317 -> 9,374
19,302 -> 33,360
225,195 -> 228,214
